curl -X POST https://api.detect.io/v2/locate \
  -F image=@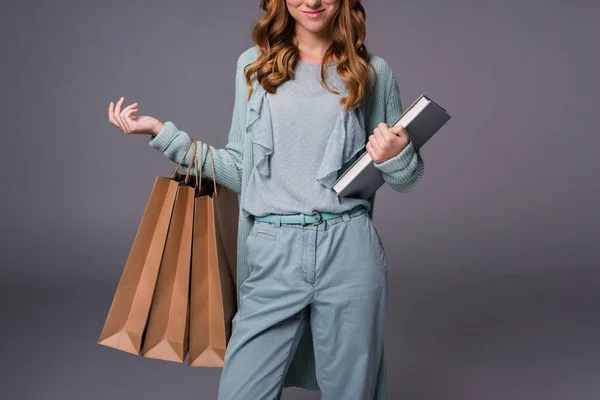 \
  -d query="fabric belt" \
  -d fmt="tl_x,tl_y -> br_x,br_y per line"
254,205 -> 365,226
